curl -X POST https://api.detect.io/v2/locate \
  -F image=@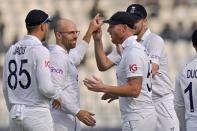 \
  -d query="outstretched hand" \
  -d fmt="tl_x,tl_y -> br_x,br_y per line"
83,14 -> 103,43
76,110 -> 96,127
101,93 -> 118,103
83,76 -> 105,92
